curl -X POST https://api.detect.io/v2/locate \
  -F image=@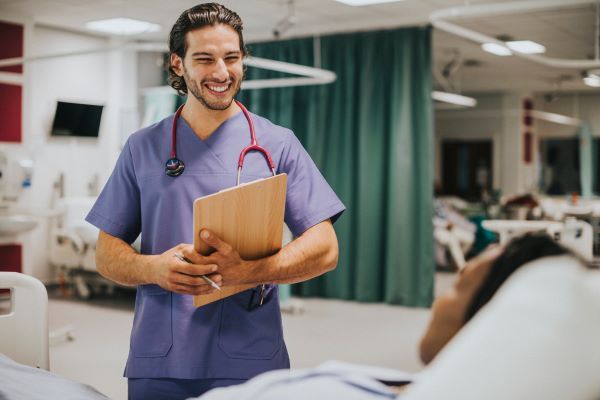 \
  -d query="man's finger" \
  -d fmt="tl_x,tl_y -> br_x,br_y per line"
173,272 -> 222,287
178,248 -> 210,265
200,230 -> 232,255
173,260 -> 218,276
